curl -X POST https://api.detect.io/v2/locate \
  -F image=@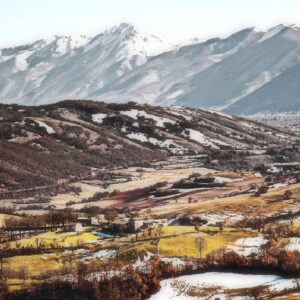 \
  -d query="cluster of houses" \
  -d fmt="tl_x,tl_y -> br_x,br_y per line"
65,215 -> 106,233
112,217 -> 169,232
65,214 -> 169,234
